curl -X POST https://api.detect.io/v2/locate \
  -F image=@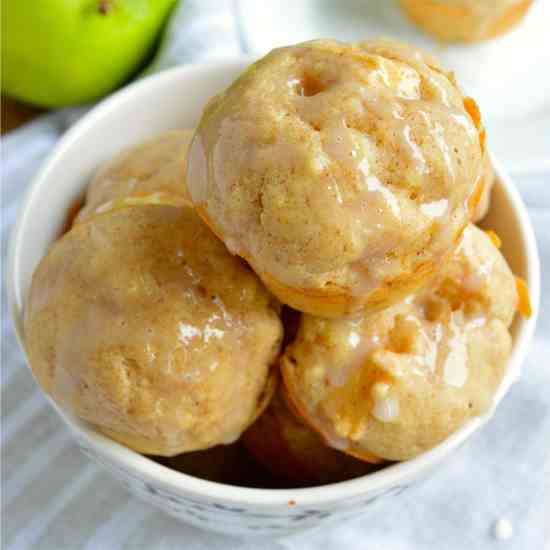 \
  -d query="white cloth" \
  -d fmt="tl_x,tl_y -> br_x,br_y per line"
1,1 -> 549,549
